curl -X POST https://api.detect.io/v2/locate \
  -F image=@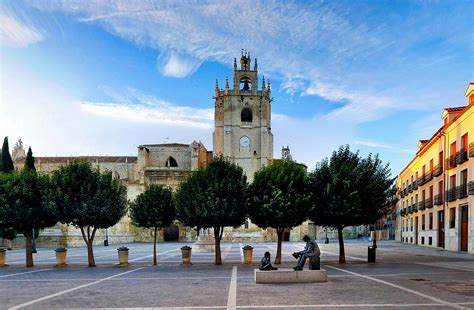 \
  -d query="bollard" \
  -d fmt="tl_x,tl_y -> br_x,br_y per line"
242,245 -> 253,265
368,246 -> 376,263
117,246 -> 129,266
181,246 -> 192,265
0,248 -> 7,267
55,247 -> 68,267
